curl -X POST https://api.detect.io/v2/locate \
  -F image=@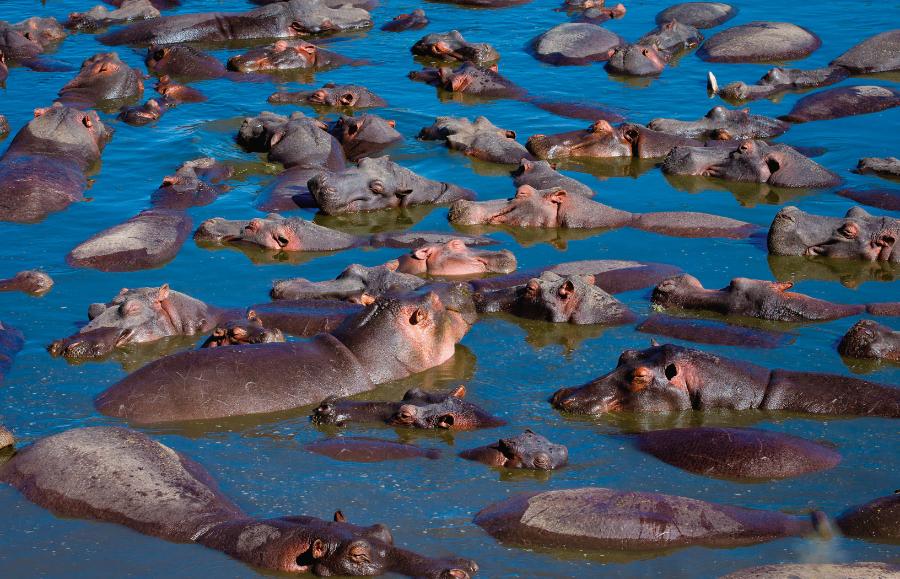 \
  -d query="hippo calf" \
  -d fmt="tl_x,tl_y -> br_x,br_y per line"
228,40 -> 352,73
460,430 -> 568,470
269,83 -> 386,109
271,263 -> 425,303
150,157 -> 233,210
393,239 -> 516,277
0,270 -> 53,295
311,387 -> 467,426
200,312 -> 285,348
305,437 -> 440,462
839,320 -> 900,363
